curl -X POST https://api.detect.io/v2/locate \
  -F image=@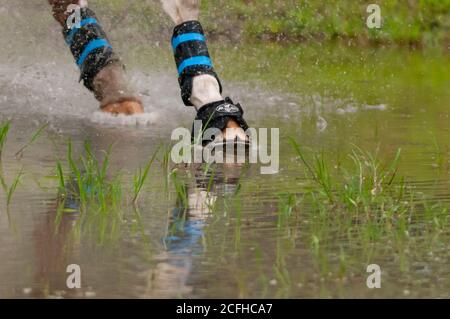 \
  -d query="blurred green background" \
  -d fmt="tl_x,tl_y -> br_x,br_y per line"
95,0 -> 449,48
